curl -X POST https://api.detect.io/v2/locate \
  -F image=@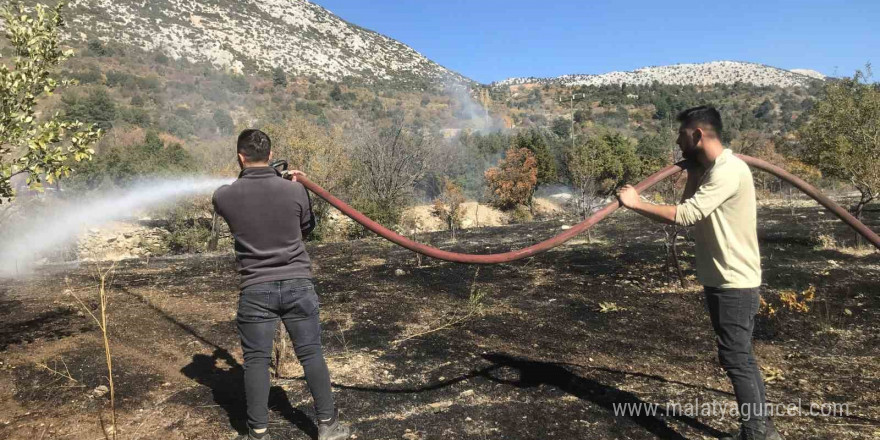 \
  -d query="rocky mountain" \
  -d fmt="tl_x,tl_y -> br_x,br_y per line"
790,69 -> 827,80
496,61 -> 823,88
60,0 -> 469,85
